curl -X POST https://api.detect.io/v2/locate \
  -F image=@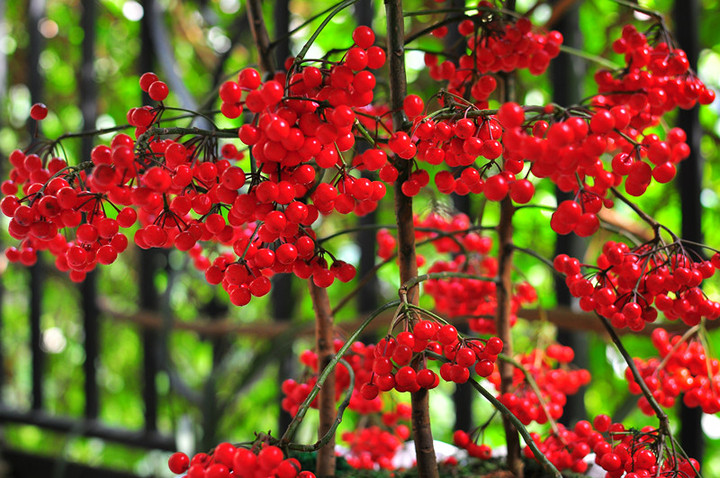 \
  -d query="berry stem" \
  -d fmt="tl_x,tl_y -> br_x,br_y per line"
468,377 -> 562,478
291,0 -> 360,74
654,324 -> 700,375
286,358 -> 354,453
279,300 -> 401,444
246,0 -> 275,75
497,352 -> 562,437
495,195 -> 524,477
596,312 -> 672,434
611,187 -> 681,243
